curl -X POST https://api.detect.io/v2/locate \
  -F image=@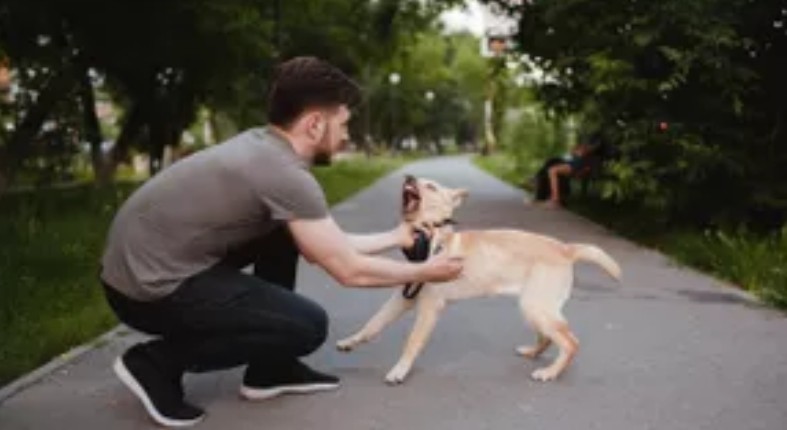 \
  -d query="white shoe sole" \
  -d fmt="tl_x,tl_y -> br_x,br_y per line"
239,382 -> 340,401
113,357 -> 204,428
